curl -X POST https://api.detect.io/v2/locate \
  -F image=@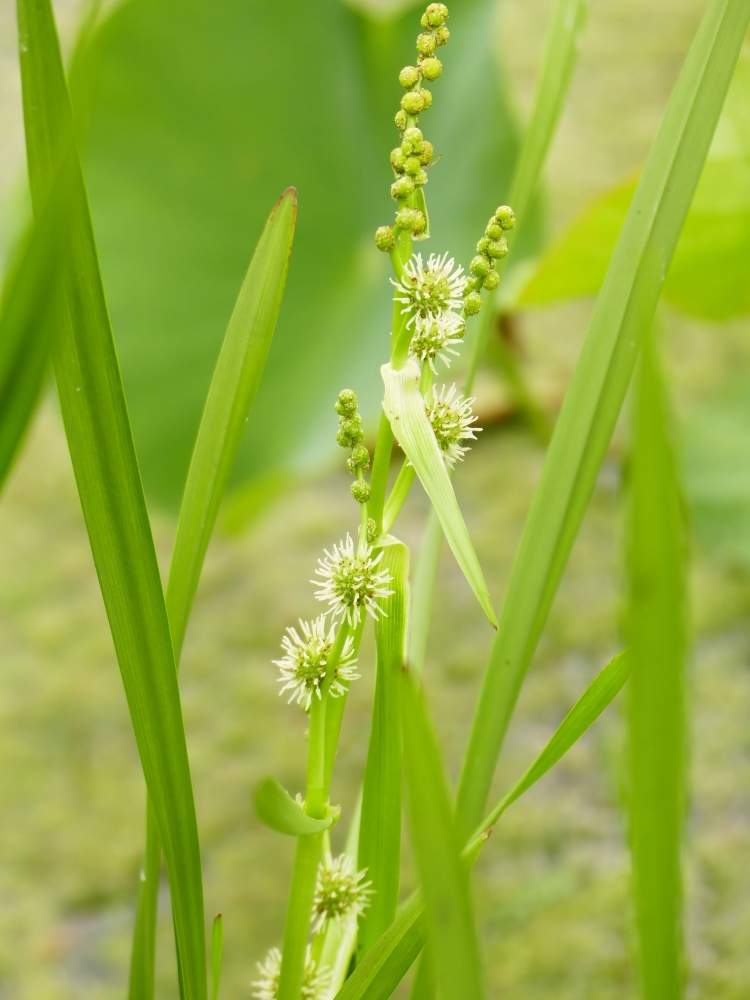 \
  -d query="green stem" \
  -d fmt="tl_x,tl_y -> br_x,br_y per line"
277,832 -> 324,1000
382,461 -> 416,534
